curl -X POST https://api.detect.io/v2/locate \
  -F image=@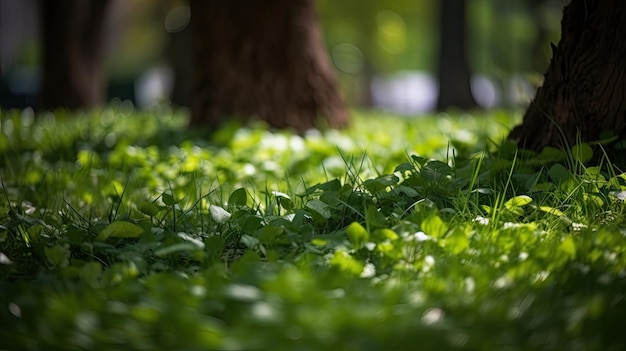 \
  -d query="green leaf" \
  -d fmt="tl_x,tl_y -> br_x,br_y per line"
421,160 -> 453,182
319,191 -> 341,207
155,243 -> 202,257
346,222 -> 369,250
306,199 -> 331,222
391,185 -> 419,198
363,175 -> 399,193
80,261 -> 102,278
109,180 -> 125,197
584,193 -> 604,207
96,221 -> 144,241
273,191 -> 293,211
302,179 -> 342,195
529,182 -> 553,192
394,162 -> 415,173
365,205 -> 387,229
177,232 -> 205,249
242,215 -> 263,233
44,245 -> 70,268
210,205 -> 232,224
421,213 -> 448,238
411,155 -> 428,166
571,143 -> 593,163
444,226 -> 470,254
507,207 -> 524,217
537,146 -> 565,162
137,201 -> 160,217
372,228 -> 399,242
258,225 -> 285,244
161,192 -> 177,206
79,261 -> 102,286
538,205 -> 564,217
548,164 -> 572,184
559,236 -> 577,260
504,195 -> 533,209
330,250 -> 363,275
481,205 -> 493,215
240,234 -> 260,248
228,188 -> 248,207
